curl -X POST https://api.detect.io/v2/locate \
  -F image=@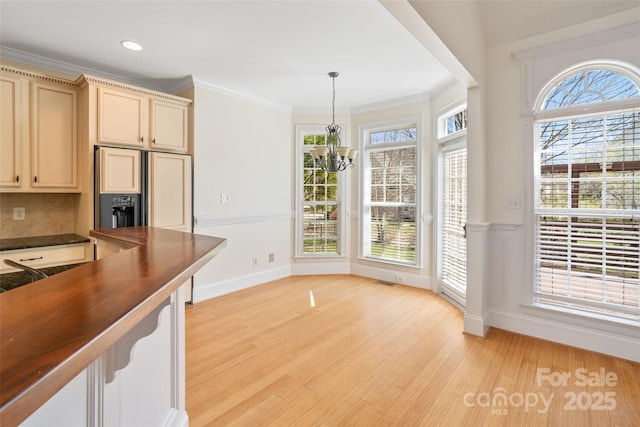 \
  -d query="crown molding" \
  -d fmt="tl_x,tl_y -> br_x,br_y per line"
291,106 -> 351,116
190,76 -> 292,112
350,91 -> 432,114
167,76 -> 197,95
0,63 -> 77,87
76,74 -> 191,104
513,21 -> 640,61
0,46 -> 159,91
0,60 -> 191,106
